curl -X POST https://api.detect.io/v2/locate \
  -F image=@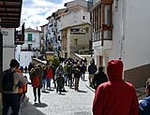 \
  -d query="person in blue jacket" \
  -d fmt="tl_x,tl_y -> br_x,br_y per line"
139,78 -> 150,115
